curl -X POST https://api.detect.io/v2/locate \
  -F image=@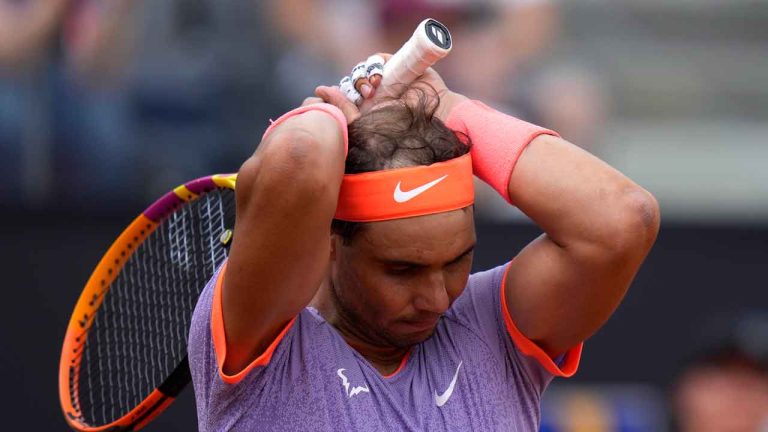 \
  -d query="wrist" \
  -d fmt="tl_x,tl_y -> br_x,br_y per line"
445,99 -> 559,203
263,103 -> 349,157
437,91 -> 469,123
